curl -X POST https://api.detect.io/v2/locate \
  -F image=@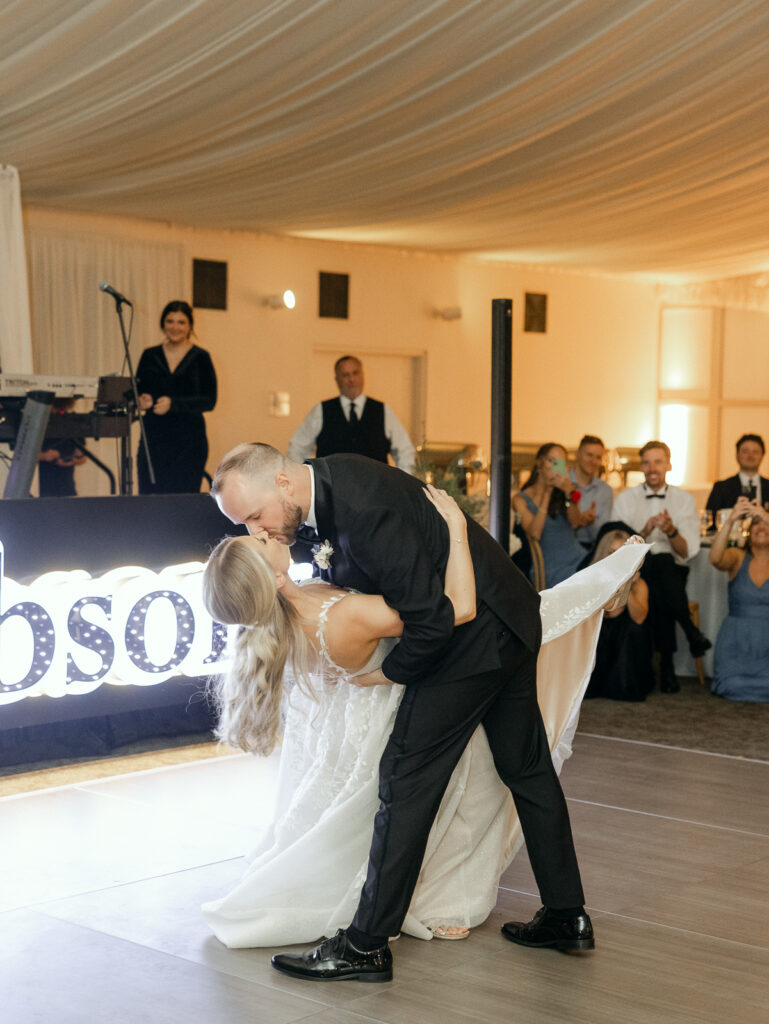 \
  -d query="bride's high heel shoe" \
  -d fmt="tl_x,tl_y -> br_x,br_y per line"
430,924 -> 470,940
